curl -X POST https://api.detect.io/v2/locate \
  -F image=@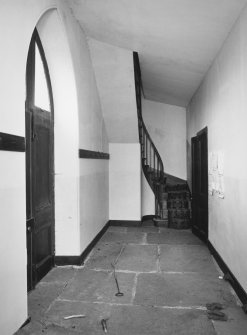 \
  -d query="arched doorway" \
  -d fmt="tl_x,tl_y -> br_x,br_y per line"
26,28 -> 54,291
